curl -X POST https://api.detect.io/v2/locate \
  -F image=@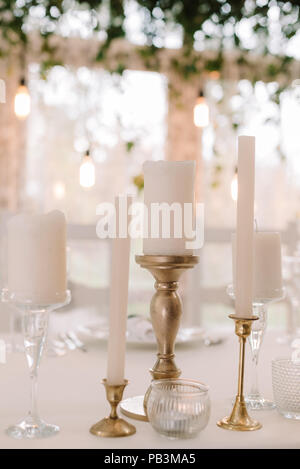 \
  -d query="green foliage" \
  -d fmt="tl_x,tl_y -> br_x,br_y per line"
1,1 -> 298,181
1,1 -> 299,79
125,140 -> 135,152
